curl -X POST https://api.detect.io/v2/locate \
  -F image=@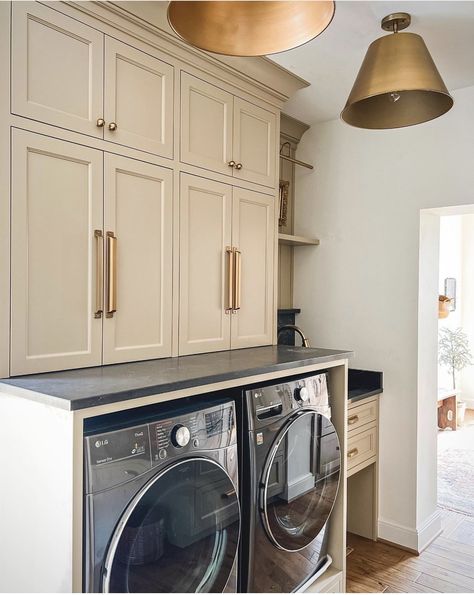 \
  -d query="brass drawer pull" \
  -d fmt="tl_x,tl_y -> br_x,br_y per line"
348,415 -> 359,425
108,122 -> 117,131
106,232 -> 117,318
348,448 -> 359,459
94,230 -> 103,318
225,246 -> 234,312
233,248 -> 241,311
